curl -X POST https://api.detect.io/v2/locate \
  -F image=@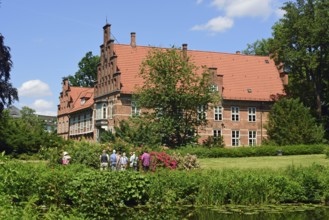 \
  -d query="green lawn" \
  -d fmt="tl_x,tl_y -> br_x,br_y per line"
199,154 -> 329,170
